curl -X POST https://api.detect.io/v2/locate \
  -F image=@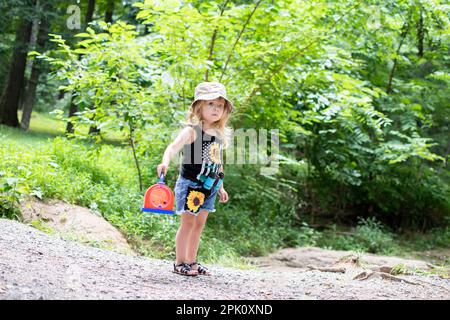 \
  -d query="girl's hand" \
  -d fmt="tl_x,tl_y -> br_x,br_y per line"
218,188 -> 229,203
157,163 -> 169,177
